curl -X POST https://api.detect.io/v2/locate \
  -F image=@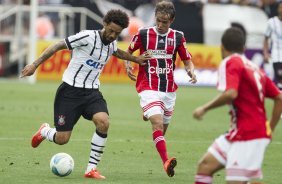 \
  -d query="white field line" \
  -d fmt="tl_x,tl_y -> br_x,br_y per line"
0,137 -> 282,144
